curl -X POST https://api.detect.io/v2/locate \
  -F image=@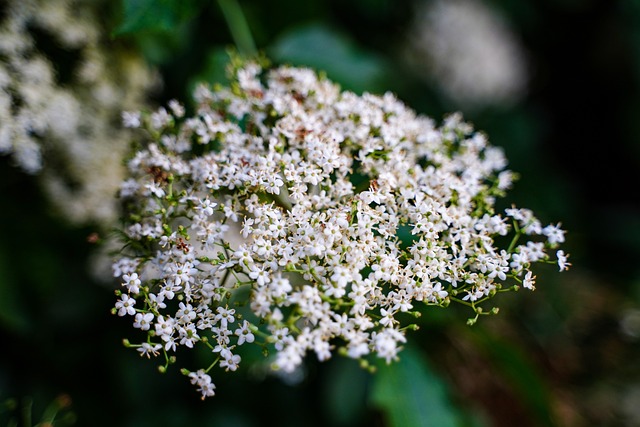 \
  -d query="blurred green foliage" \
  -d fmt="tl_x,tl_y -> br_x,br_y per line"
1,395 -> 76,427
268,23 -> 392,93
113,0 -> 203,36
370,346 -> 464,427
